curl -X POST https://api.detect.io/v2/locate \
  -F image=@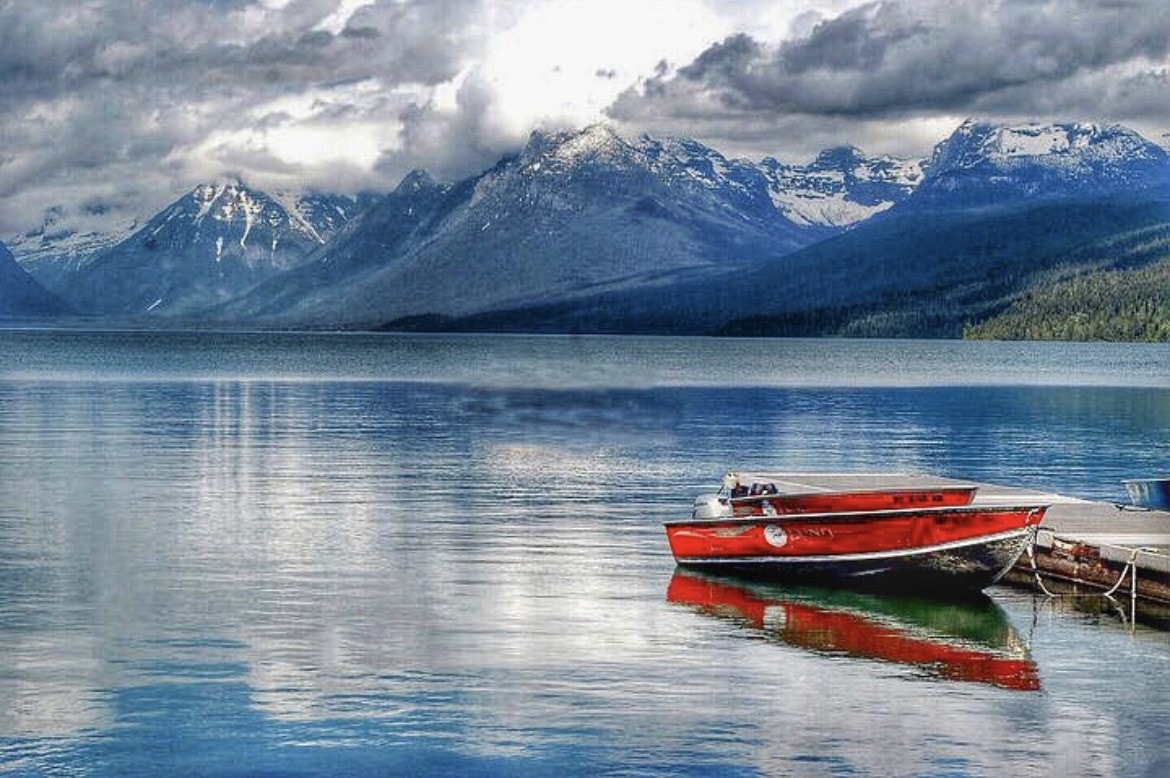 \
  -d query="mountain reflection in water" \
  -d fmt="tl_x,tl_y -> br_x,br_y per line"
667,571 -> 1040,692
